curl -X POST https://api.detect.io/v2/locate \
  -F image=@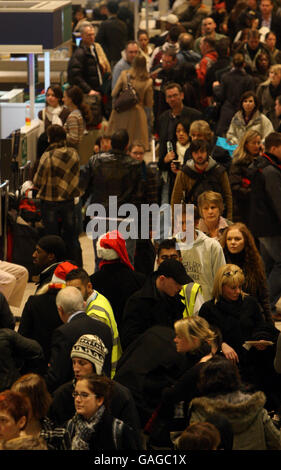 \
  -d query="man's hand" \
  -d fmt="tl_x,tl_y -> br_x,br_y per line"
88,90 -> 100,96
170,162 -> 179,174
164,151 -> 175,164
